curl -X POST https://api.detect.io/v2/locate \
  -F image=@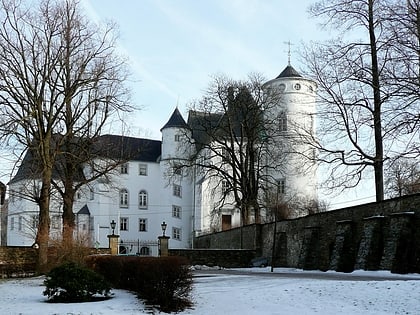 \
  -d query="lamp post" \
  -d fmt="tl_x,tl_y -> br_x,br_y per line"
161,221 -> 167,237
107,219 -> 119,255
110,219 -> 116,235
158,221 -> 170,257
